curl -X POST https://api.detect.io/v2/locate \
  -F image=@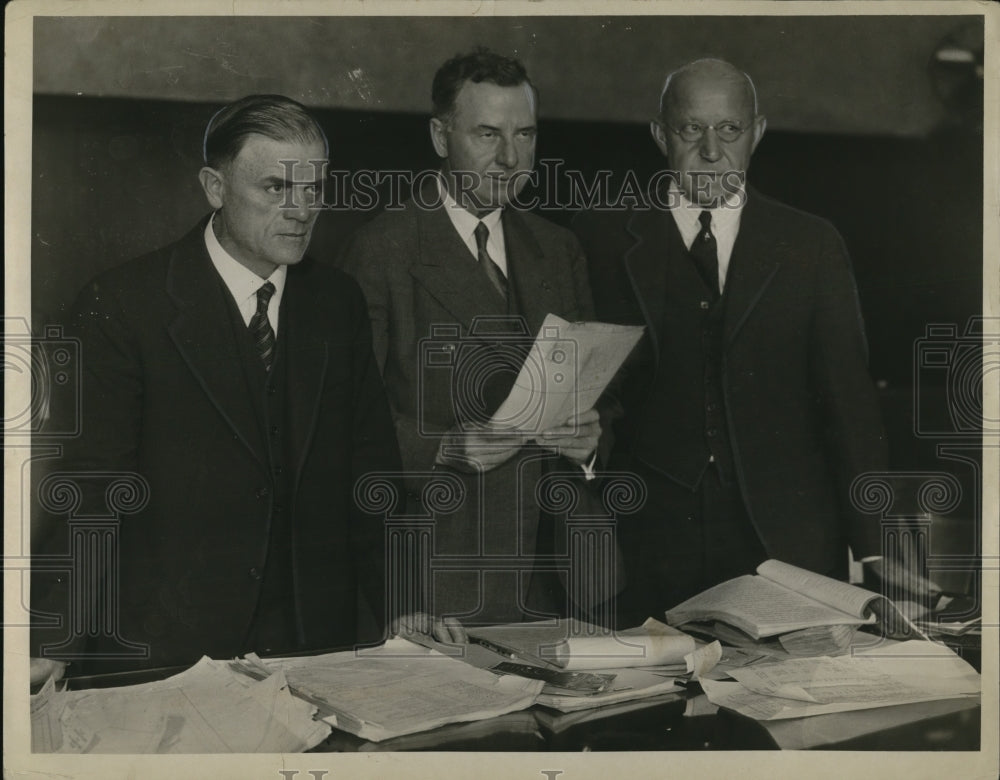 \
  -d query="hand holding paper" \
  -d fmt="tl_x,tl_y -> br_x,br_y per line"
534,407 -> 602,464
434,422 -> 527,473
